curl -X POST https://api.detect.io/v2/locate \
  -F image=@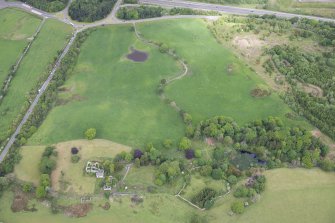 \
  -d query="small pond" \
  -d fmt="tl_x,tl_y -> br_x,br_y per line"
127,48 -> 148,62
230,150 -> 267,170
